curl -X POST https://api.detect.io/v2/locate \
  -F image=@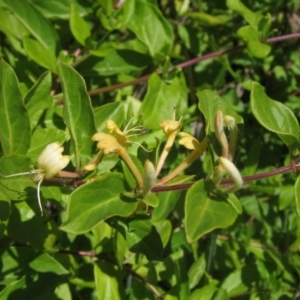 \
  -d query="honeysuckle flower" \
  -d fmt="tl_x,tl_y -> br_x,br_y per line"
106,120 -> 130,148
92,132 -> 144,190
157,133 -> 208,185
218,157 -> 243,192
33,142 -> 70,215
2,142 -> 71,216
156,117 -> 182,177
34,142 -> 71,181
